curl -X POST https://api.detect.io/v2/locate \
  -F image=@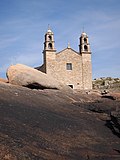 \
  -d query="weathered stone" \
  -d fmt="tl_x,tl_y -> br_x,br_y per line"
93,77 -> 120,91
0,81 -> 120,160
37,29 -> 92,90
0,78 -> 8,83
108,93 -> 120,101
6,64 -> 71,91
